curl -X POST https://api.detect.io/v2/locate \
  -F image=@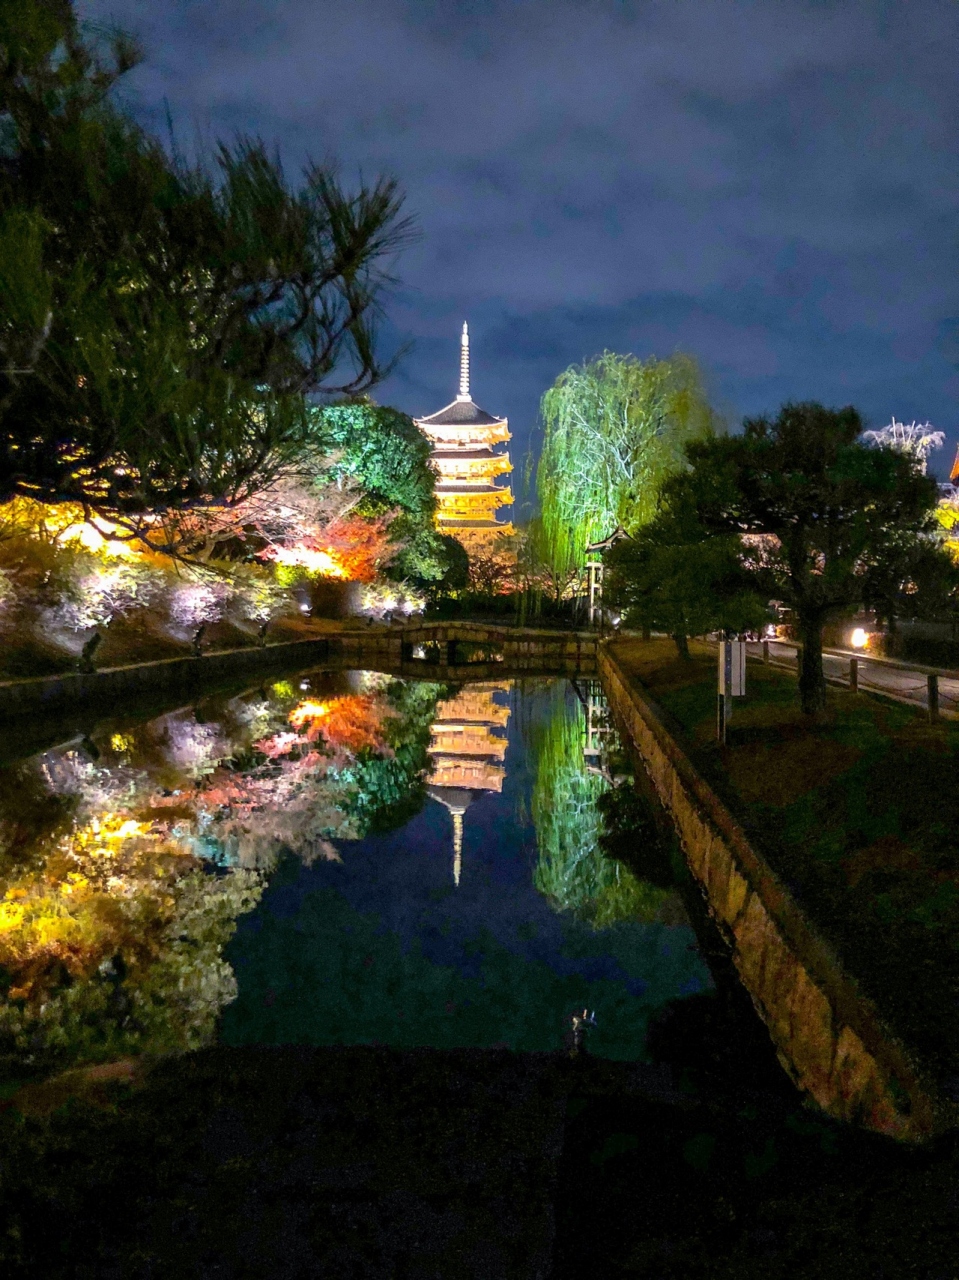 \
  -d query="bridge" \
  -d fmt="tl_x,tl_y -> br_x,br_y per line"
328,619 -> 598,679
